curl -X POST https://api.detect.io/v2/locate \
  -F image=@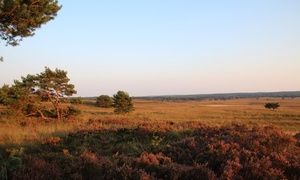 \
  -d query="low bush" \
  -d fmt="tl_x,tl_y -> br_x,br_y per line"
95,95 -> 113,108
67,106 -> 82,116
3,123 -> 300,179
70,97 -> 83,105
